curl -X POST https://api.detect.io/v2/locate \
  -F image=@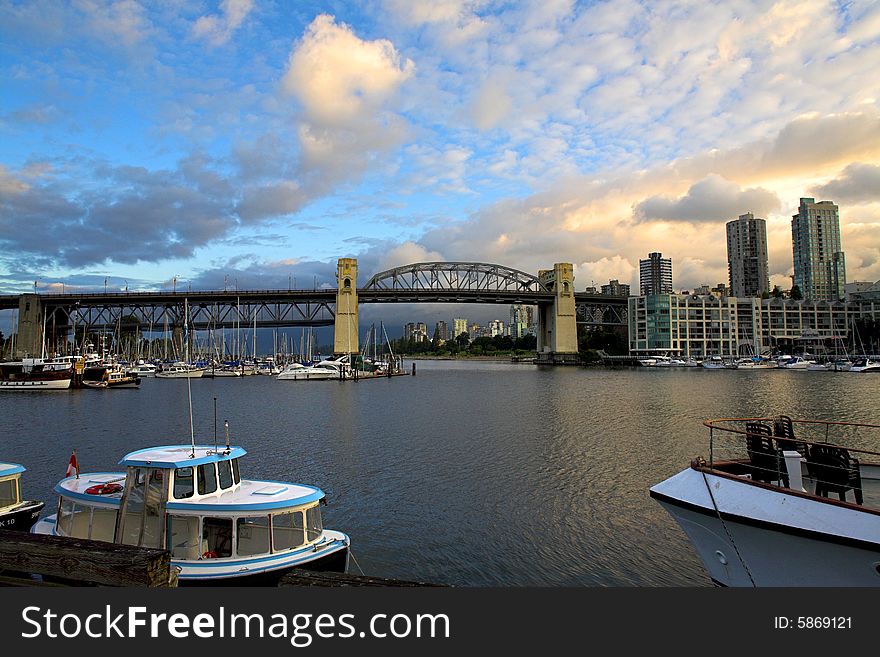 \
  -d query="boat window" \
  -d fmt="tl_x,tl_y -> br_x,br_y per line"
305,504 -> 322,542
202,517 -> 233,558
119,469 -> 146,546
168,515 -> 200,560
57,497 -> 77,535
232,459 -> 241,485
272,511 -> 305,551
174,467 -> 194,499
217,460 -> 233,490
197,463 -> 217,495
0,478 -> 18,508
237,516 -> 270,556
89,507 -> 118,542
141,469 -> 167,548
